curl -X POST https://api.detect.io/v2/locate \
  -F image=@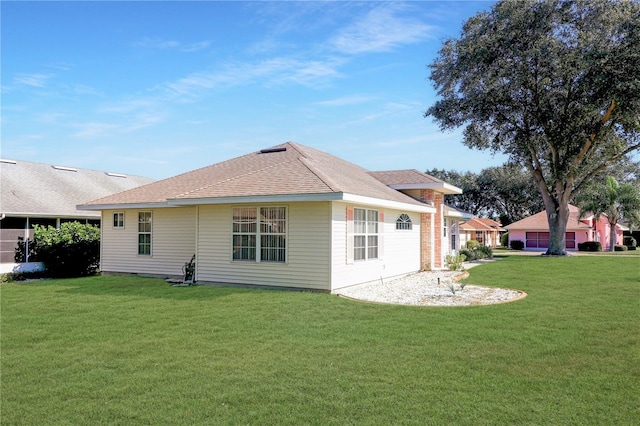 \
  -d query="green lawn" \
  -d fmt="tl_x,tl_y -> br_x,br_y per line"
2,257 -> 639,425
